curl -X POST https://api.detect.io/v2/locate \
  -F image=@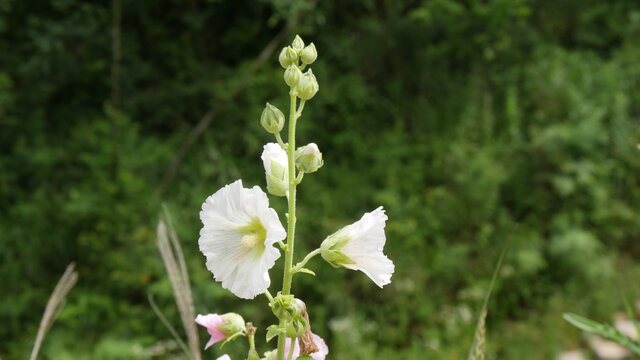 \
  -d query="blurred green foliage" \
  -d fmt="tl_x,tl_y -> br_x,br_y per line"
1,0 -> 640,359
